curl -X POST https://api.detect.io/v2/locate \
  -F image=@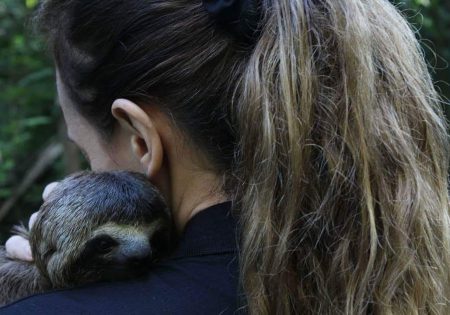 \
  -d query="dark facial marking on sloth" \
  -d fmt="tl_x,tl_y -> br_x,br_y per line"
85,234 -> 119,255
